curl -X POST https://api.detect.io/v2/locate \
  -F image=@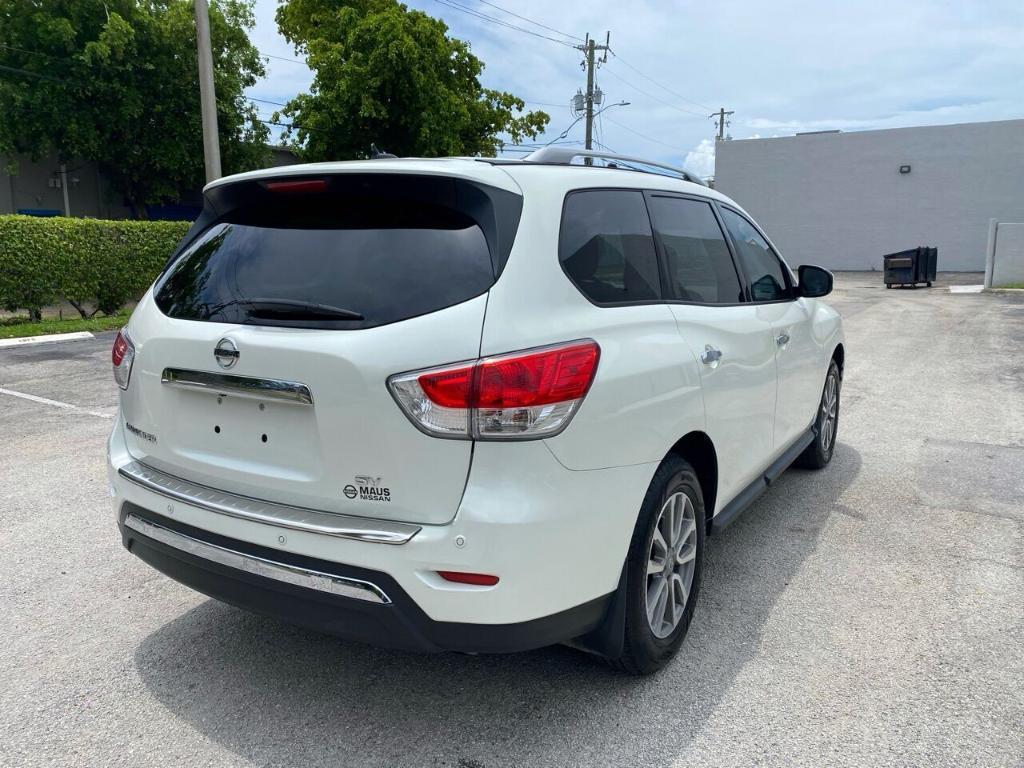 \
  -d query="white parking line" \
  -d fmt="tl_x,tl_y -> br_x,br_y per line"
0,387 -> 113,419
0,331 -> 95,348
